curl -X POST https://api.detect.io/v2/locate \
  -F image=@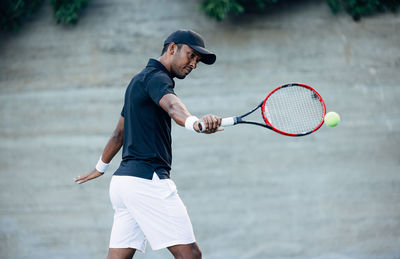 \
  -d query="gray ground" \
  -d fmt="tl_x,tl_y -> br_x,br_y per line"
0,0 -> 399,258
